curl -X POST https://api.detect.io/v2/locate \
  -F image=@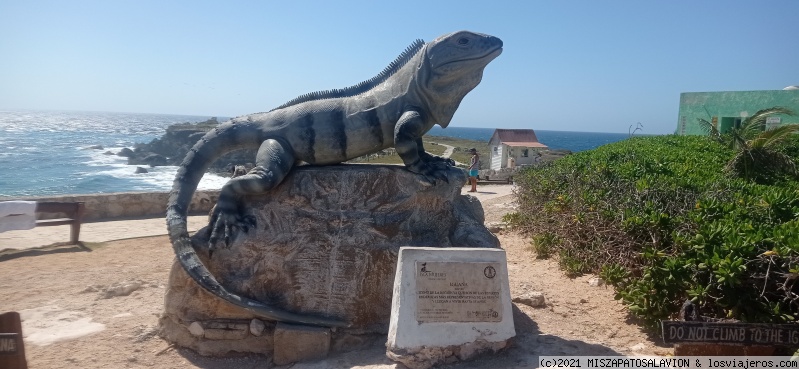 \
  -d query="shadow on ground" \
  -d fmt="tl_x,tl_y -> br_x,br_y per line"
0,242 -> 92,262
471,191 -> 497,195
